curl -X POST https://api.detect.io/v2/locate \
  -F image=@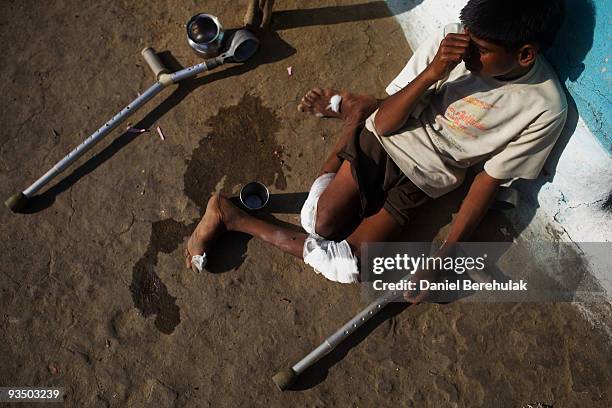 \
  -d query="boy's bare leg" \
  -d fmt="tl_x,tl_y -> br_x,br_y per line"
319,125 -> 359,175
346,206 -> 403,258
185,90 -> 385,266
186,194 -> 401,269
298,88 -> 379,175
185,194 -> 305,266
315,160 -> 362,240
186,158 -> 362,265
